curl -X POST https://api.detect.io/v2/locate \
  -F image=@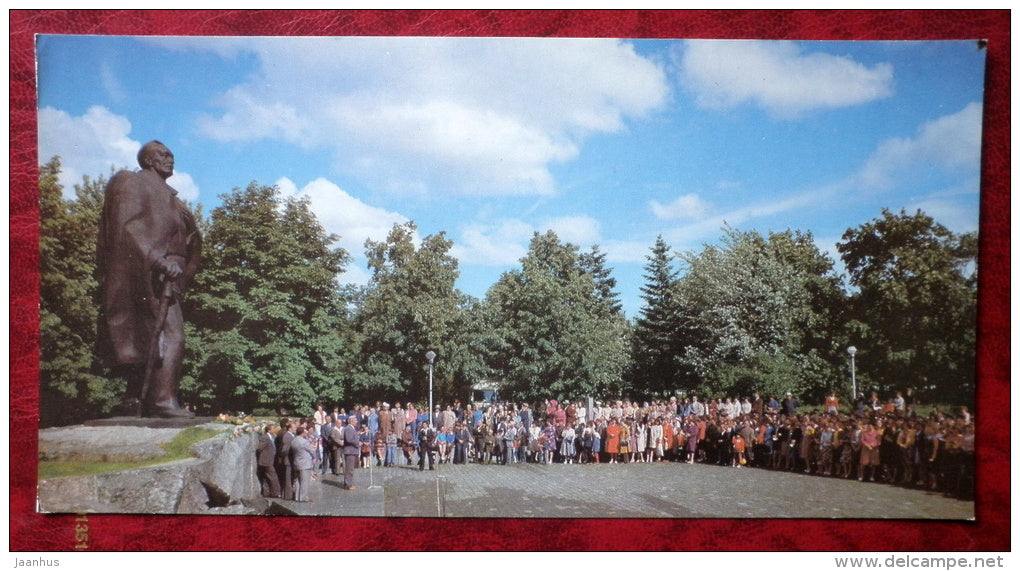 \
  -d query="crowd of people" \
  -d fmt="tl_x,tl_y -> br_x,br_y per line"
254,390 -> 975,504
